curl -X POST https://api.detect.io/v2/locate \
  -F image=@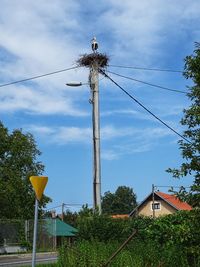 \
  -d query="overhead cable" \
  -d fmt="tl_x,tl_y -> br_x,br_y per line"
0,66 -> 79,88
107,70 -> 186,94
100,69 -> 192,144
44,203 -> 92,211
109,64 -> 183,73
44,205 -> 63,211
155,185 -> 191,189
